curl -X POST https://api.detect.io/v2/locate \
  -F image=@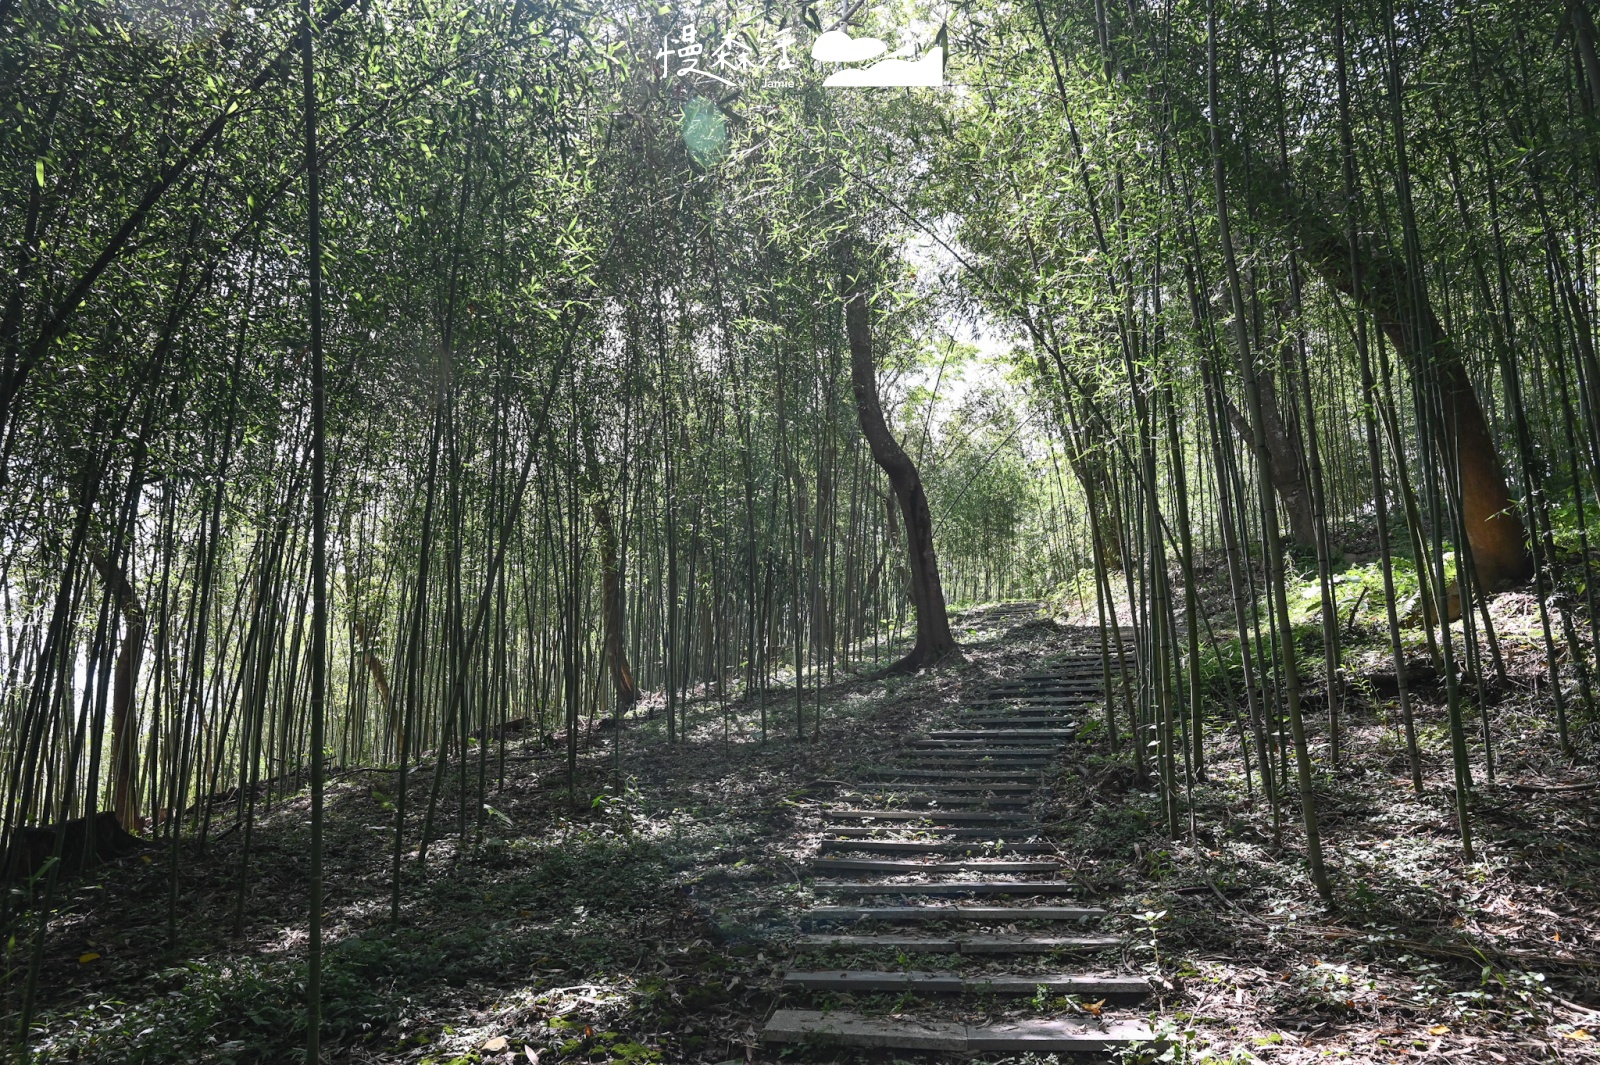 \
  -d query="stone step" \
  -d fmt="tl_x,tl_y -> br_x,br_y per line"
980,685 -> 1102,694
897,755 -> 1052,767
983,691 -> 1100,700
969,700 -> 1097,711
959,603 -> 1042,614
1013,678 -> 1107,686
963,706 -> 1082,716
928,725 -> 1075,735
907,741 -> 1059,752
961,601 -> 1041,609
761,1010 -> 1155,1052
838,793 -> 1036,809
825,808 -> 1033,823
813,880 -> 1079,896
992,674 -> 1107,684
853,779 -> 1038,792
902,745 -> 1062,754
811,858 -> 1064,874
836,794 -> 1033,809
783,970 -> 1150,998
794,933 -> 1122,954
821,826 -> 1045,839
955,716 -> 1077,728
863,768 -> 1043,783
913,742 -> 1065,754
864,767 -> 1036,783
950,726 -> 1069,736
1000,685 -> 1102,693
818,838 -> 1057,855
803,905 -> 1104,924
910,740 -> 1063,751
894,764 -> 1052,775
